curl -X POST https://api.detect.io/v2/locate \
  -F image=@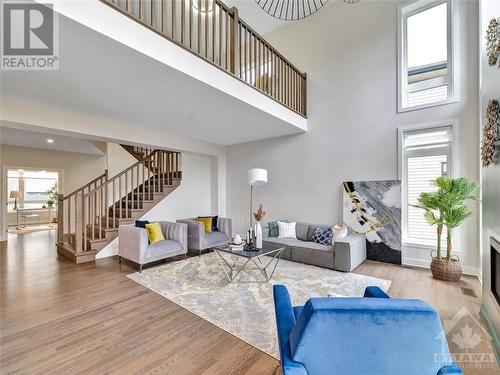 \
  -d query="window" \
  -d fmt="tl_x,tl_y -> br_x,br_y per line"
7,169 -> 59,211
400,124 -> 454,247
398,0 -> 458,111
